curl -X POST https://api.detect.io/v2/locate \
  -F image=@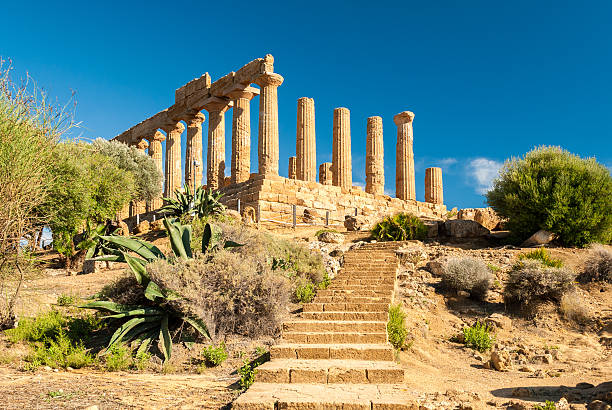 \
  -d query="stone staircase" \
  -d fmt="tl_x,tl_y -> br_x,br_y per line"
232,242 -> 418,409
